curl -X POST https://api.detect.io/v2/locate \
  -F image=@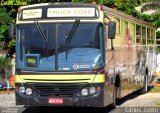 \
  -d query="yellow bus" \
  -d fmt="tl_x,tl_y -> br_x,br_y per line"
13,2 -> 156,107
